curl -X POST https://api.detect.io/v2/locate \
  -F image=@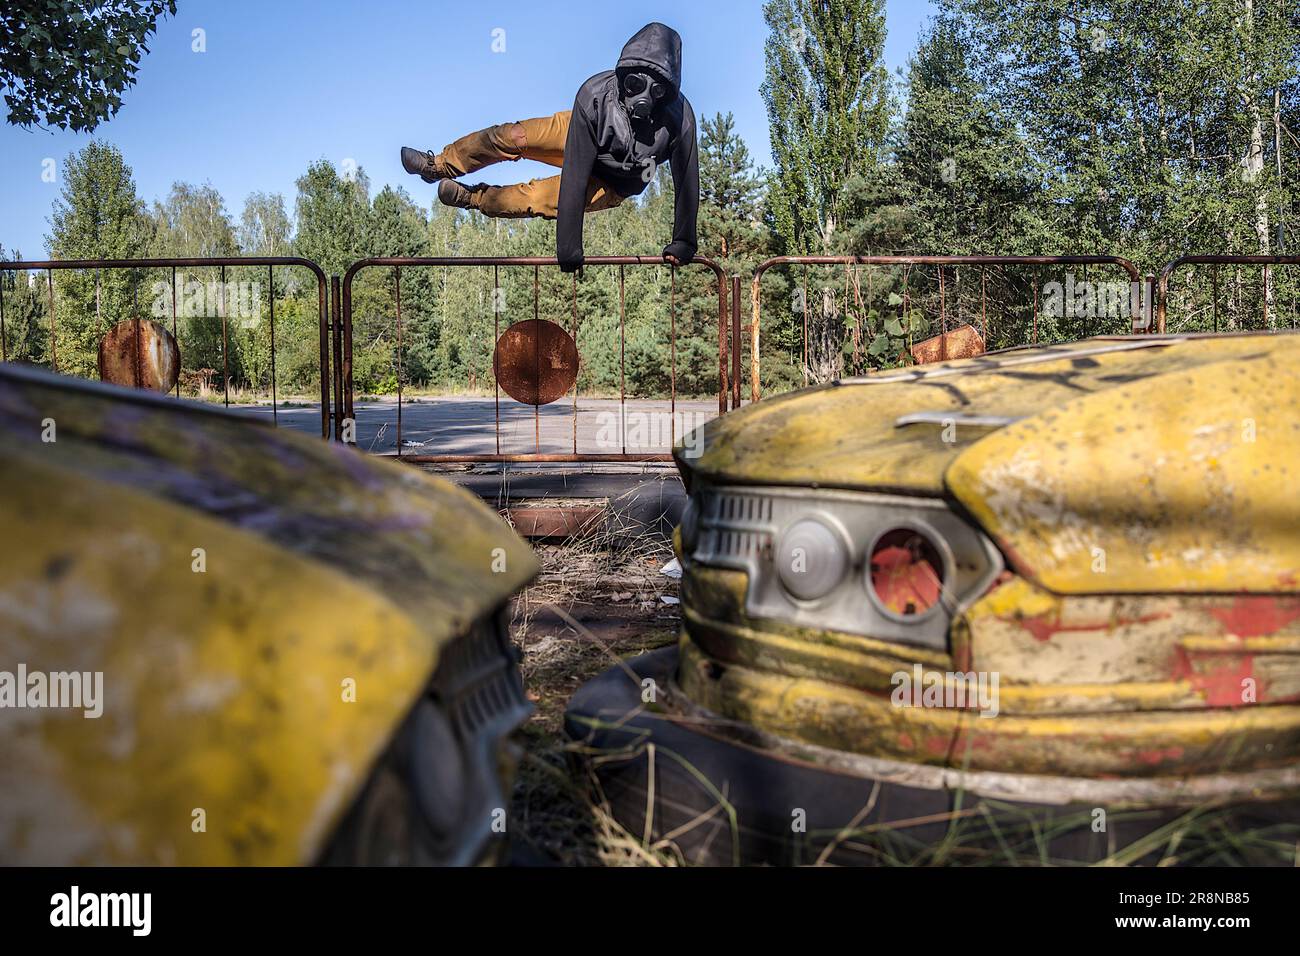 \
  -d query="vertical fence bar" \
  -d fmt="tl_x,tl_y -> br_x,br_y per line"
577,274 -> 582,457
343,275 -> 354,424
395,266 -> 403,456
220,264 -> 229,407
719,269 -> 729,415
495,264 -> 502,455
47,270 -> 56,372
1263,264 -> 1270,330
268,265 -> 278,424
0,268 -> 6,363
980,268 -> 987,343
131,284 -> 142,388
171,267 -> 180,398
669,265 -> 677,447
852,265 -> 862,373
619,263 -> 626,455
529,265 -> 538,452
801,265 -> 809,387
318,272 -> 330,439
1032,266 -> 1039,344
731,274 -> 742,407
1212,264 -> 1219,332
332,276 -> 344,441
